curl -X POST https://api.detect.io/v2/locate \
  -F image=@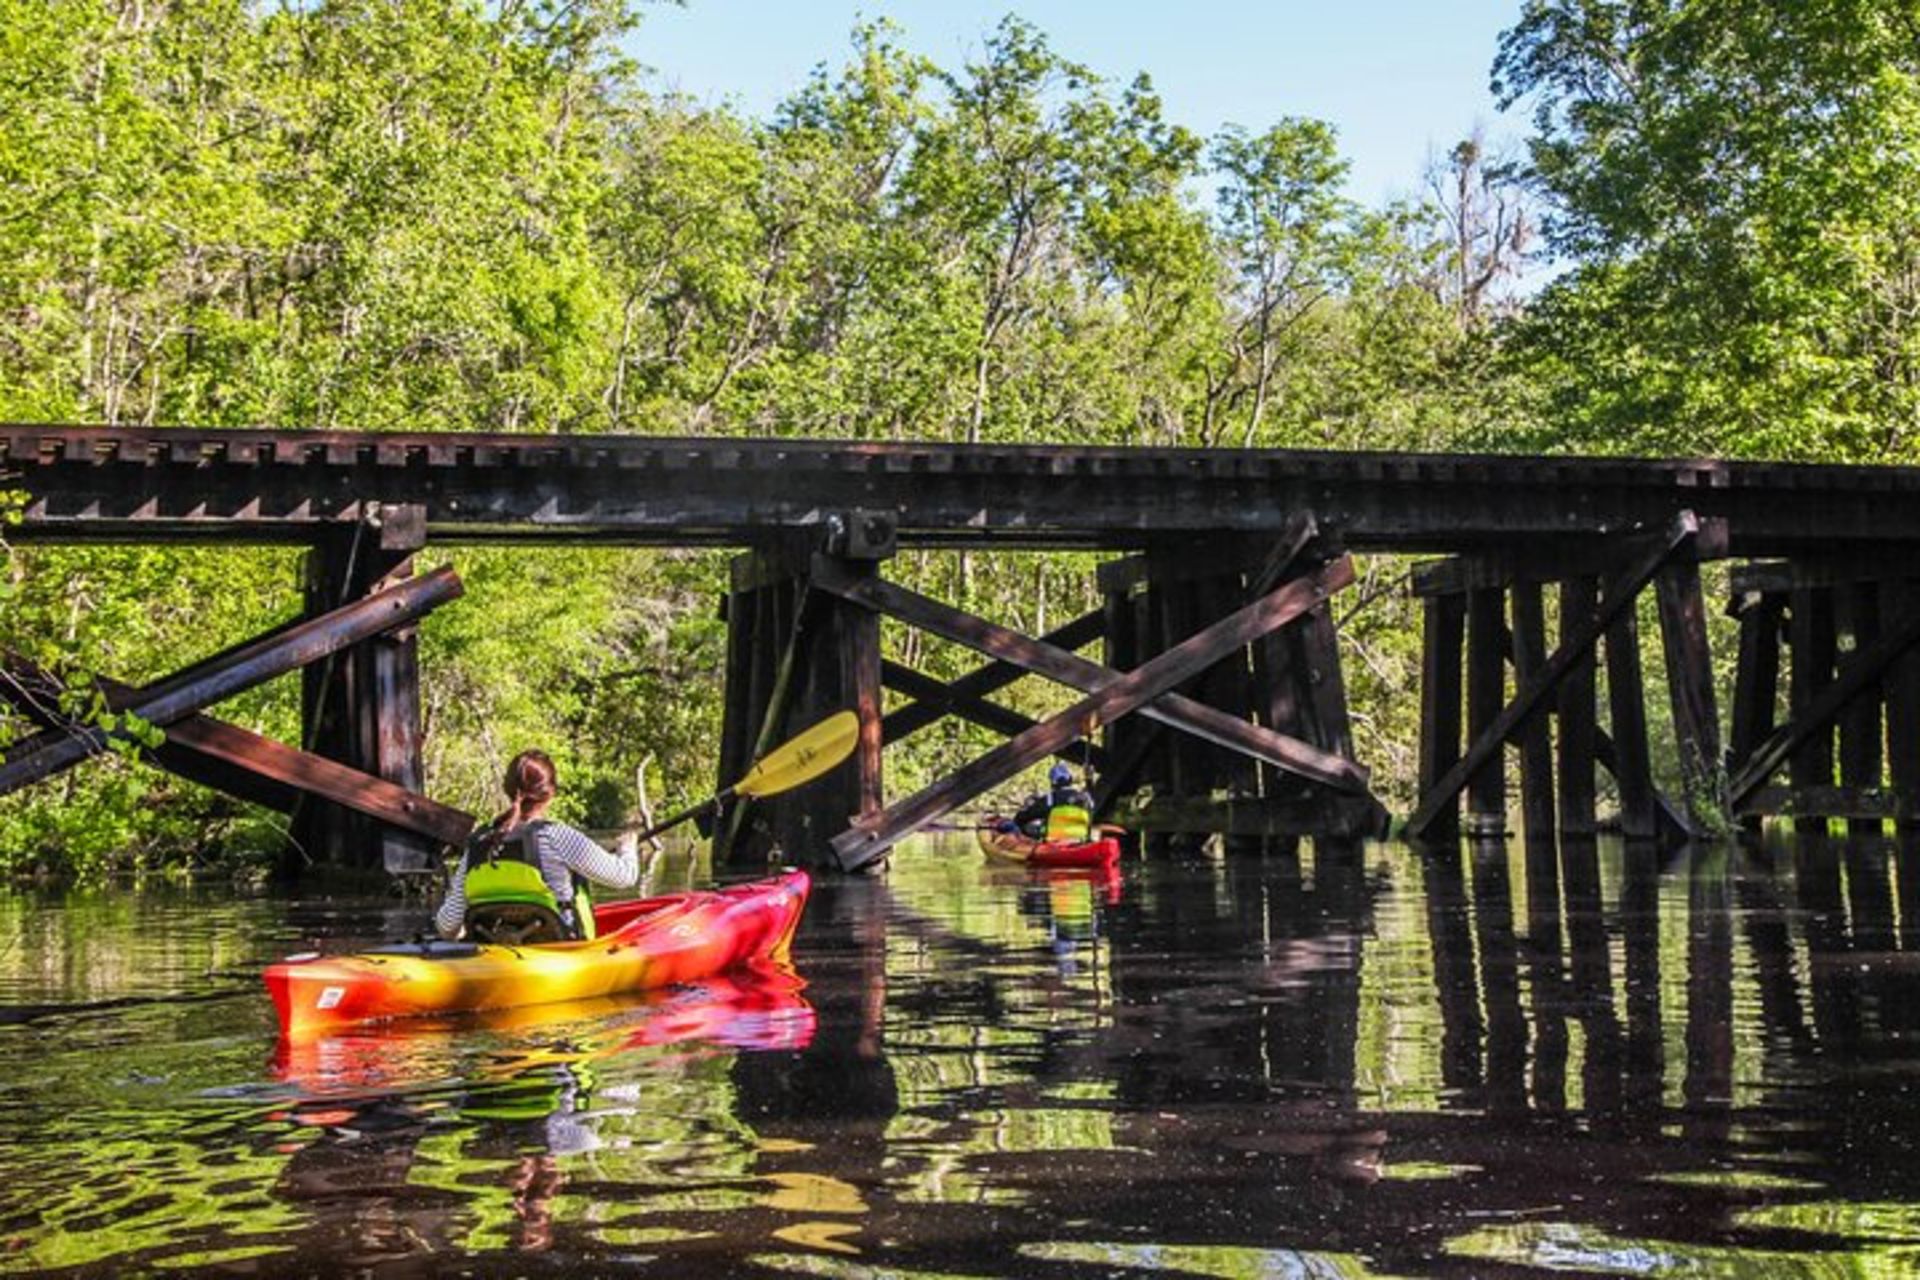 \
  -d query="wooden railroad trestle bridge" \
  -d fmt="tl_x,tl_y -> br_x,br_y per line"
4,424 -> 1919,874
